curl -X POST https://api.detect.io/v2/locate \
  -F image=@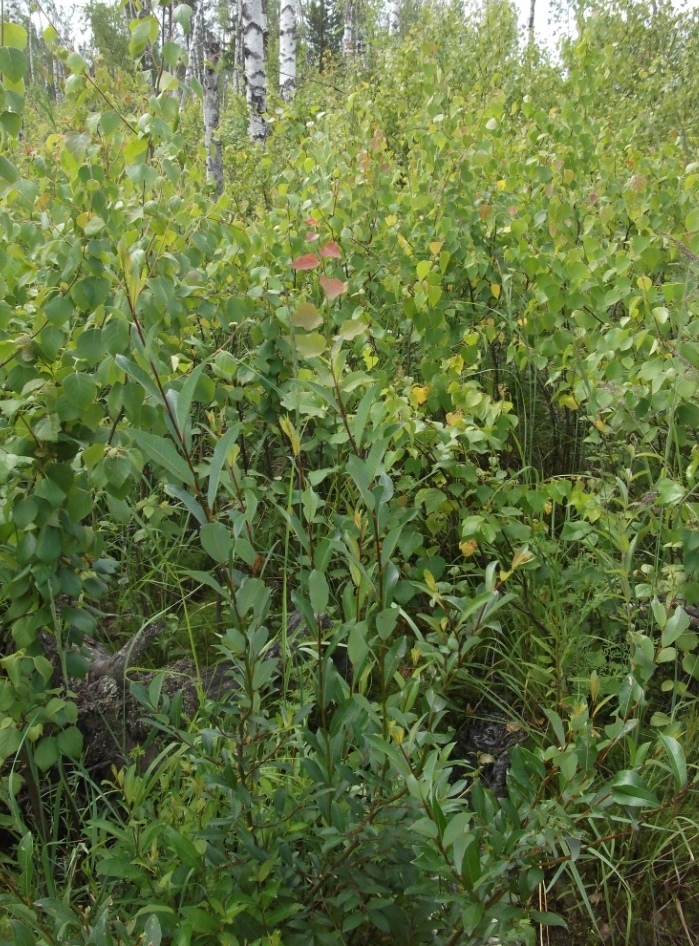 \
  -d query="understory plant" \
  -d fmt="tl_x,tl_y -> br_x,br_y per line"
1,0 -> 699,942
